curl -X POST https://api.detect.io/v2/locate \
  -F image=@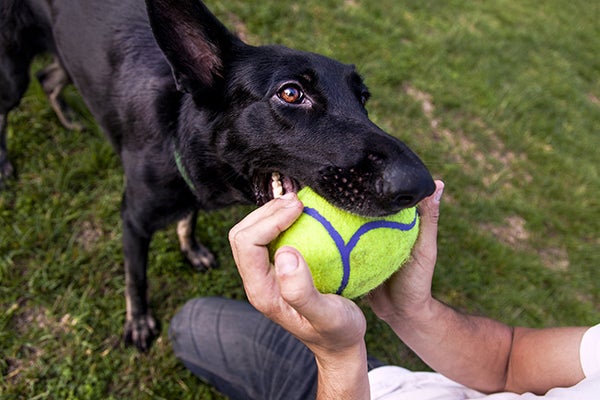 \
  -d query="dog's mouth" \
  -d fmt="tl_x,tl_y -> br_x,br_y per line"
253,172 -> 301,206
